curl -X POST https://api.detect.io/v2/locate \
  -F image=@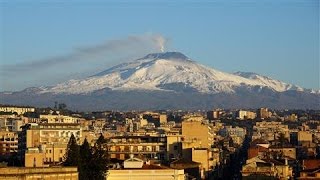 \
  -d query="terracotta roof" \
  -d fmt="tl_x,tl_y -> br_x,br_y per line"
303,159 -> 320,170
250,139 -> 269,146
301,167 -> 320,173
171,158 -> 201,165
